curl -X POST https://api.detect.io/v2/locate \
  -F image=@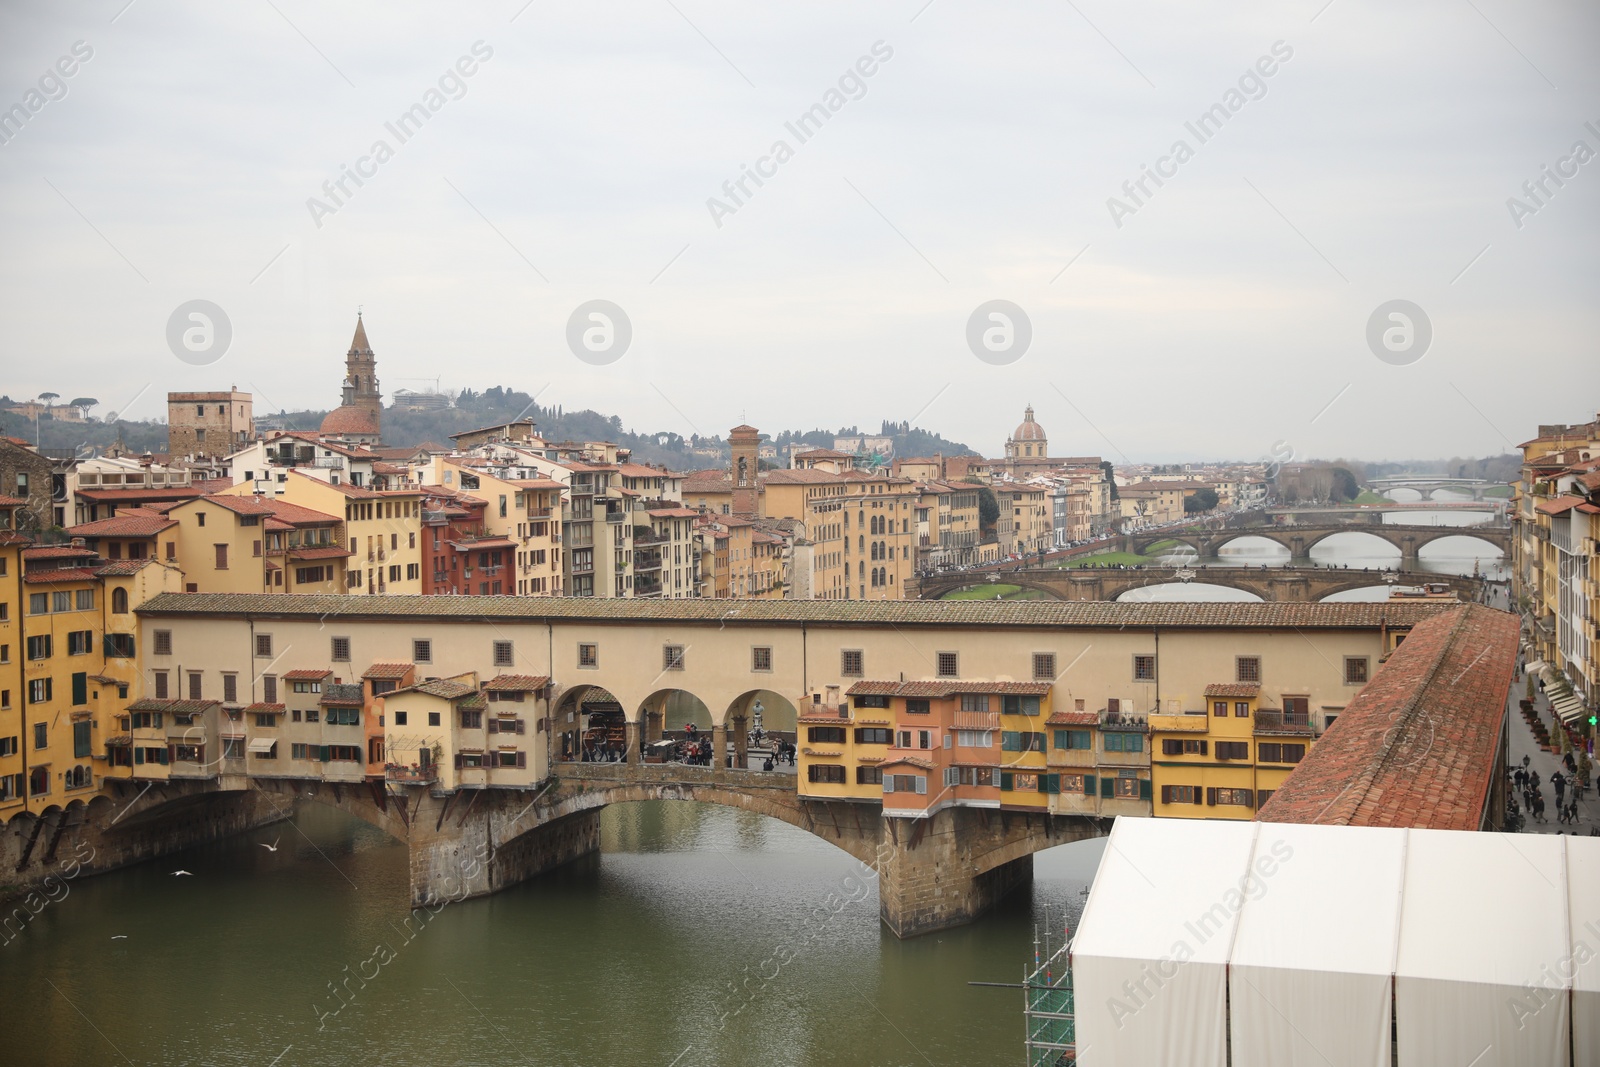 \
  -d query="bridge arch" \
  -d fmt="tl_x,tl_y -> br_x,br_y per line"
1414,531 -> 1507,558
1112,581 -> 1265,602
1301,528 -> 1405,558
931,578 -> 1067,601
